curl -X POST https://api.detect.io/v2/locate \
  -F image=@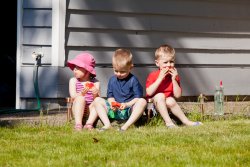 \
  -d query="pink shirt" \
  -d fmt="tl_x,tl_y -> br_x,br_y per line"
75,79 -> 94,105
